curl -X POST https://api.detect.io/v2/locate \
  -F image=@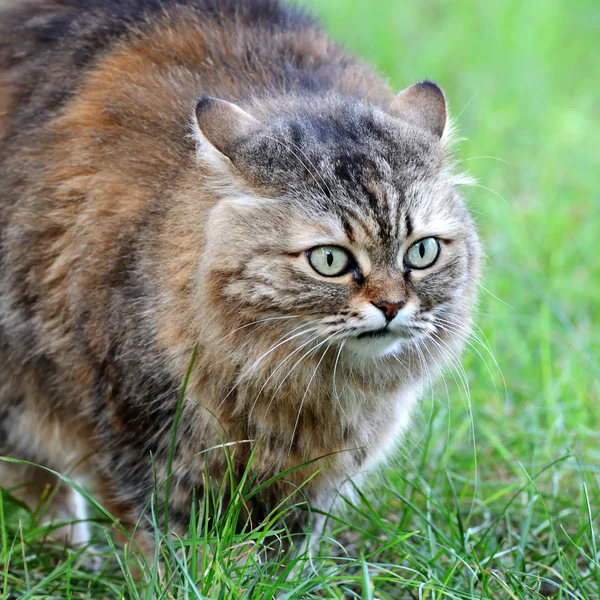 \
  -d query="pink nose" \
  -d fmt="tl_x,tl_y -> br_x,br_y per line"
372,301 -> 405,321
